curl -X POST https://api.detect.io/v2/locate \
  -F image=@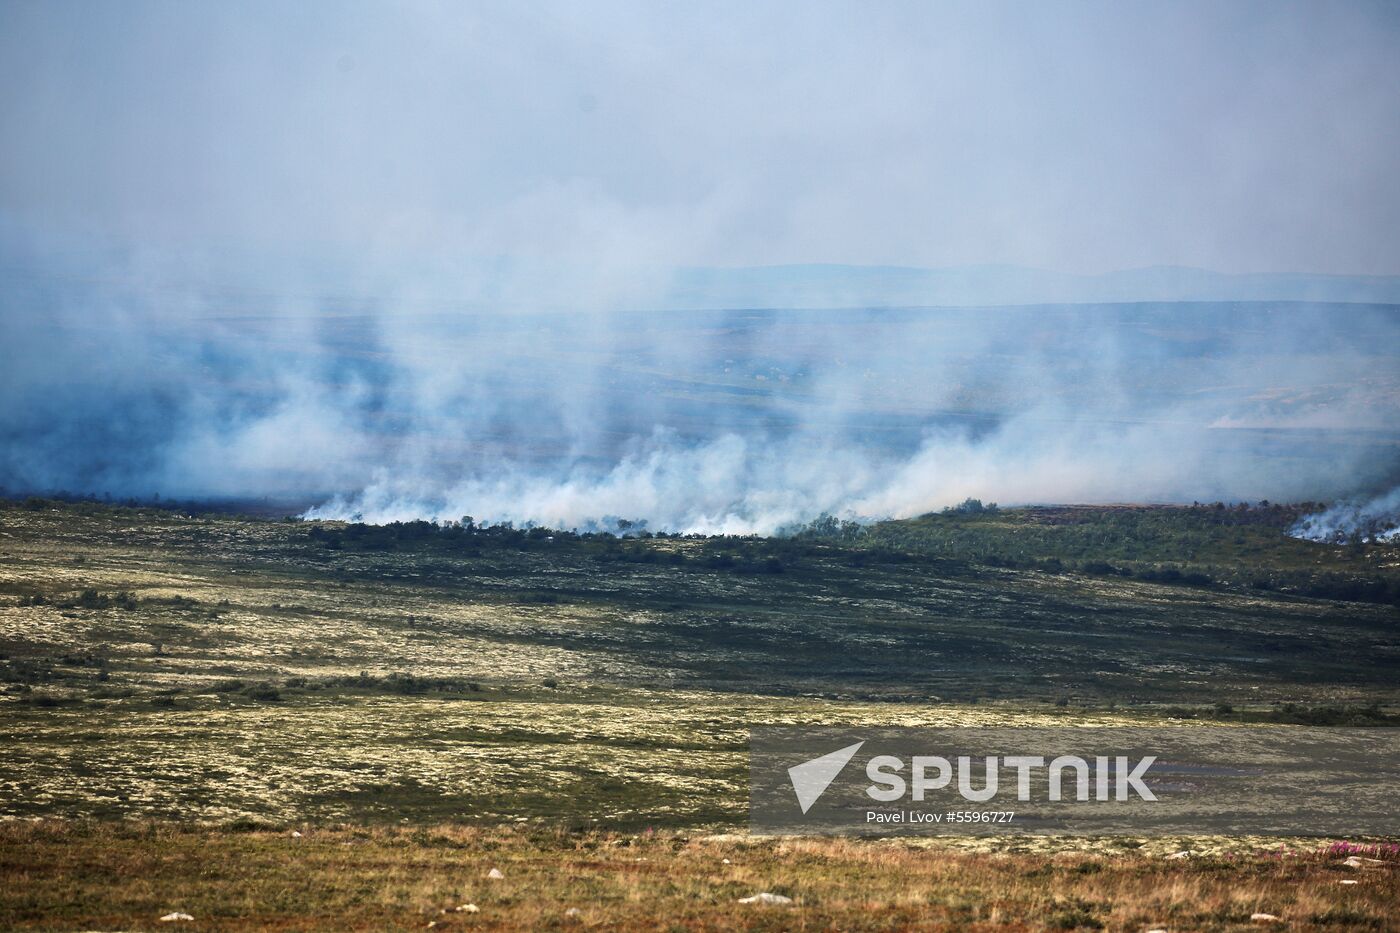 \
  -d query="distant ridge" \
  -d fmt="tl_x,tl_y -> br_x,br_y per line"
6,243 -> 1400,316
662,263 -> 1400,310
